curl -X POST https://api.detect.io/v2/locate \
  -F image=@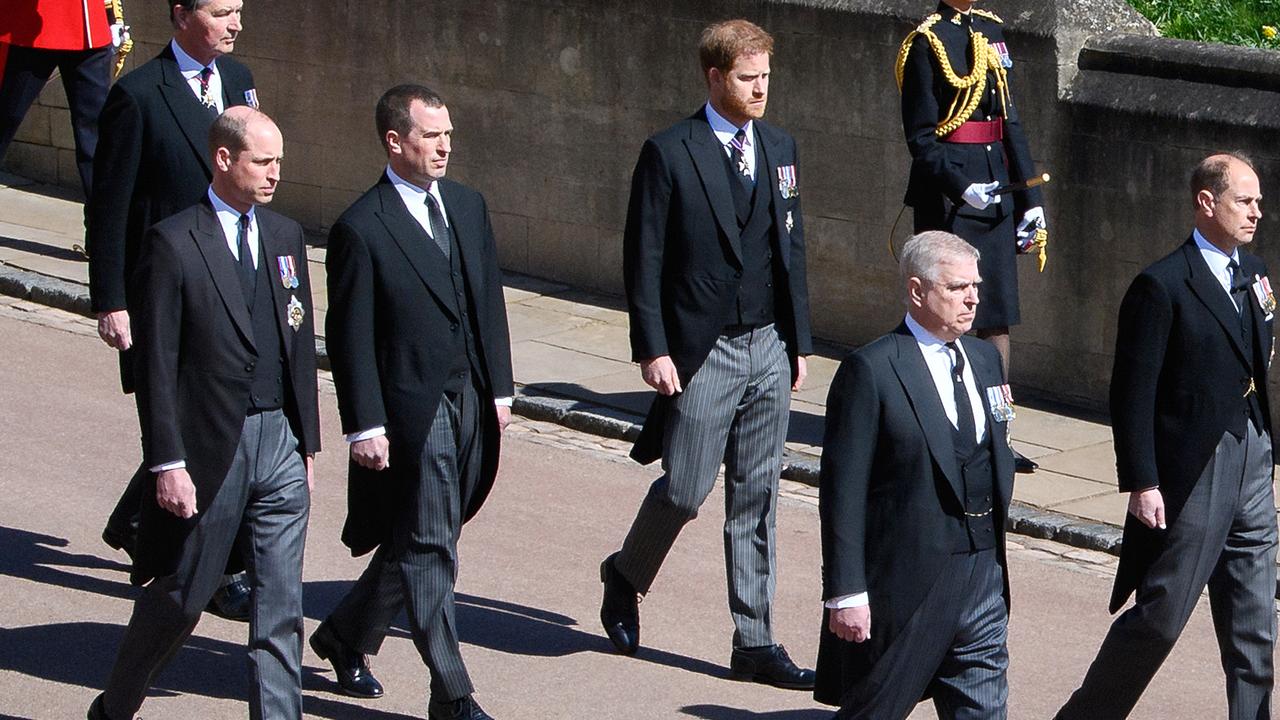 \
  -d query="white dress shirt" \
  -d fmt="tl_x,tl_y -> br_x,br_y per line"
345,167 -> 512,445
170,39 -> 224,113
1193,227 -> 1240,298
825,314 -> 988,610
704,102 -> 756,182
